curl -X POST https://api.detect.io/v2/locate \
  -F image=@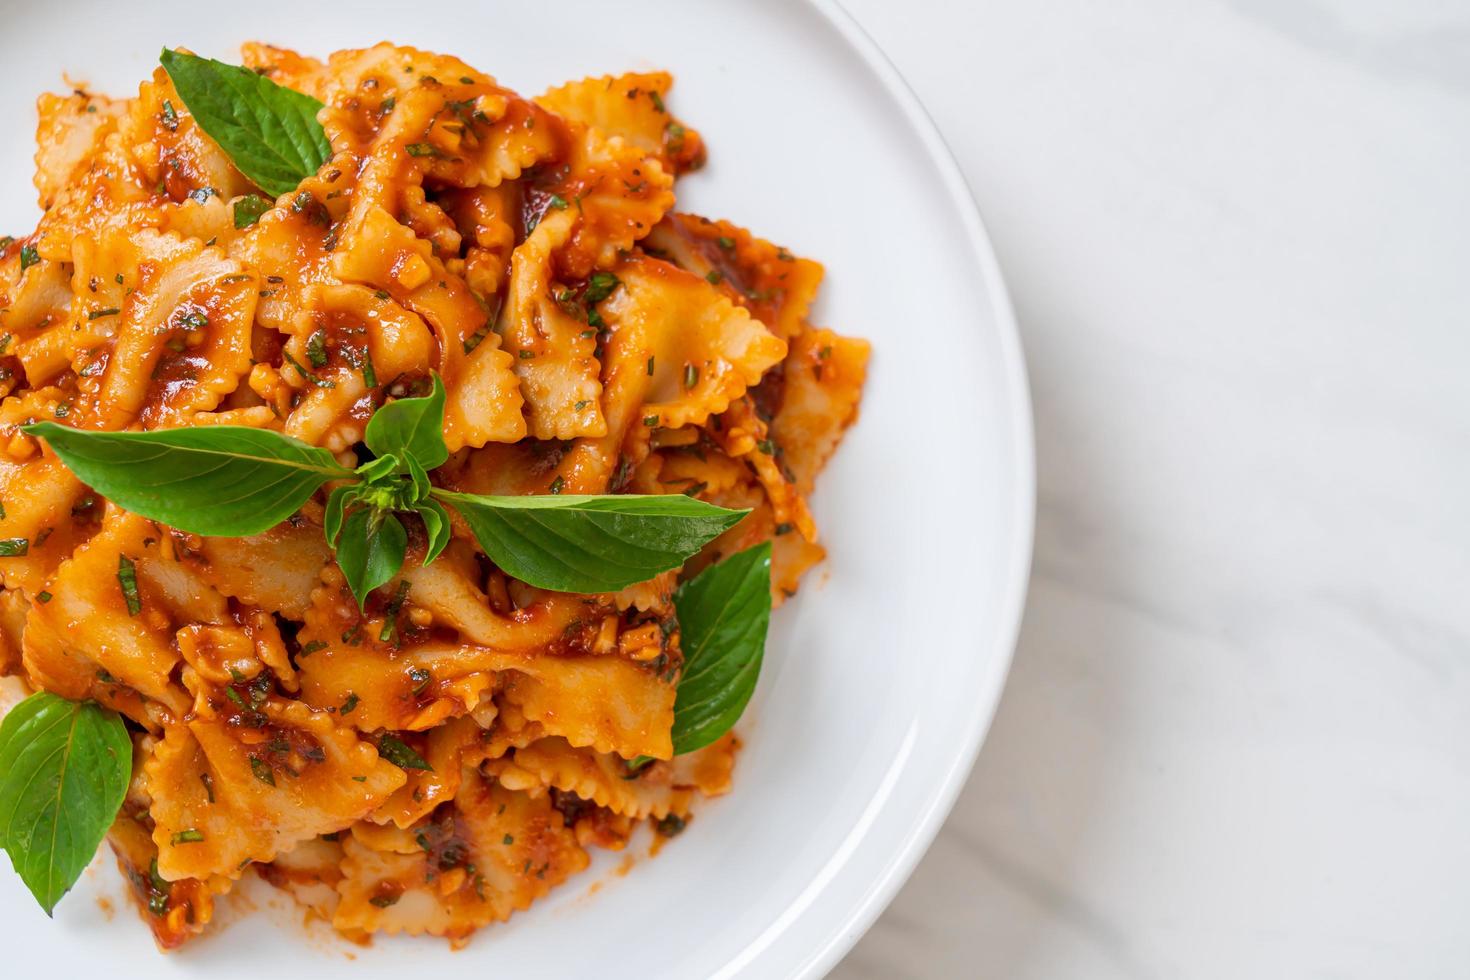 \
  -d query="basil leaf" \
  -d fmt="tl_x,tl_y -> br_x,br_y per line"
669,542 -> 771,755
324,483 -> 368,547
415,498 -> 452,565
160,49 -> 332,197
335,507 -> 406,609
0,693 -> 132,914
432,490 -> 747,593
24,422 -> 351,537
354,453 -> 401,485
404,454 -> 431,503
364,375 -> 448,470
